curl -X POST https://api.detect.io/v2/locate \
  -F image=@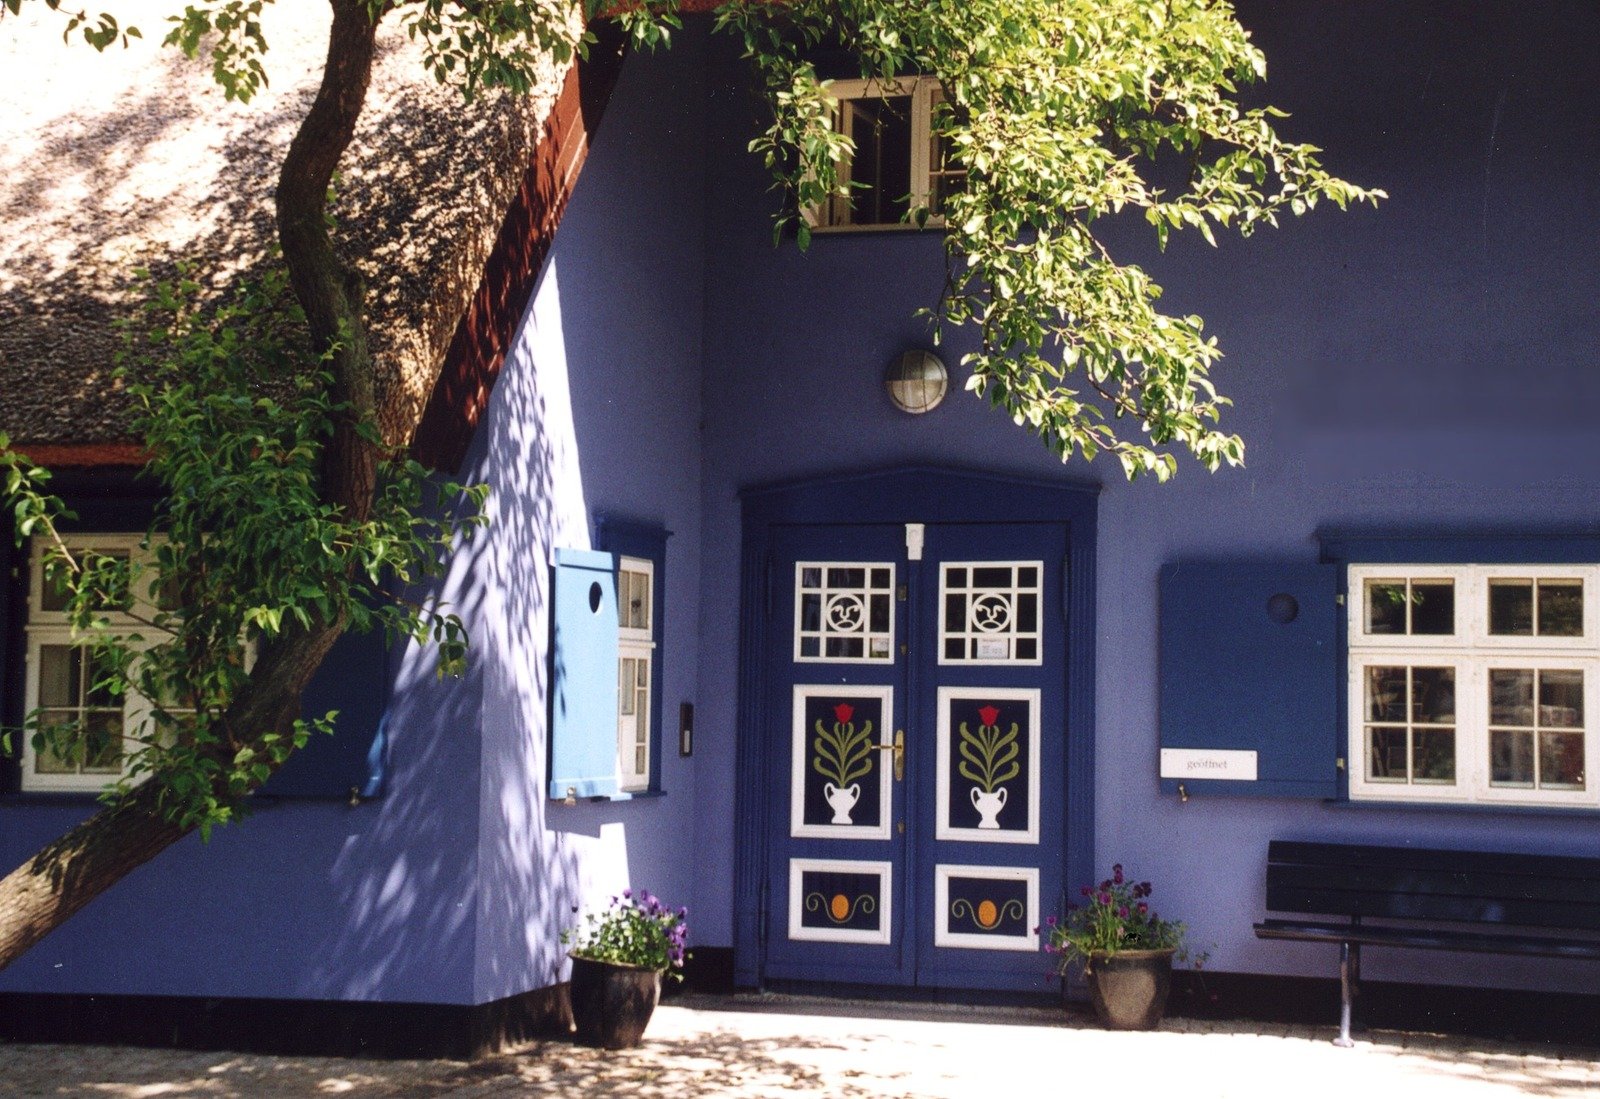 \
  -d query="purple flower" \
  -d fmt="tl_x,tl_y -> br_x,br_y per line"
1045,915 -> 1057,926
1099,891 -> 1112,906
1112,864 -> 1124,885
1118,906 -> 1129,918
623,889 -> 632,899
1137,902 -> 1149,916
1080,885 -> 1091,897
